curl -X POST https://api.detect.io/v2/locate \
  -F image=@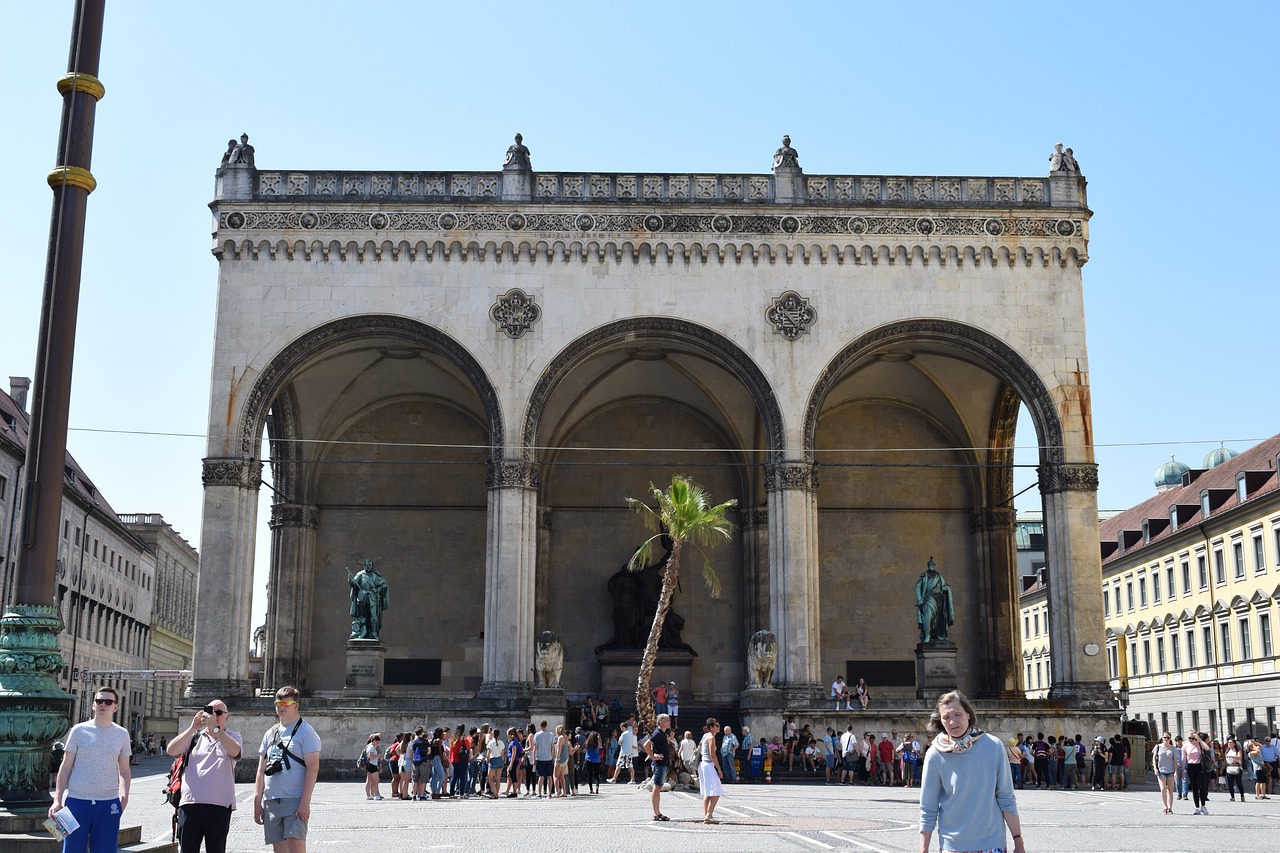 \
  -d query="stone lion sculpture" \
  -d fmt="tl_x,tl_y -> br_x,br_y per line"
534,630 -> 565,688
747,629 -> 778,688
